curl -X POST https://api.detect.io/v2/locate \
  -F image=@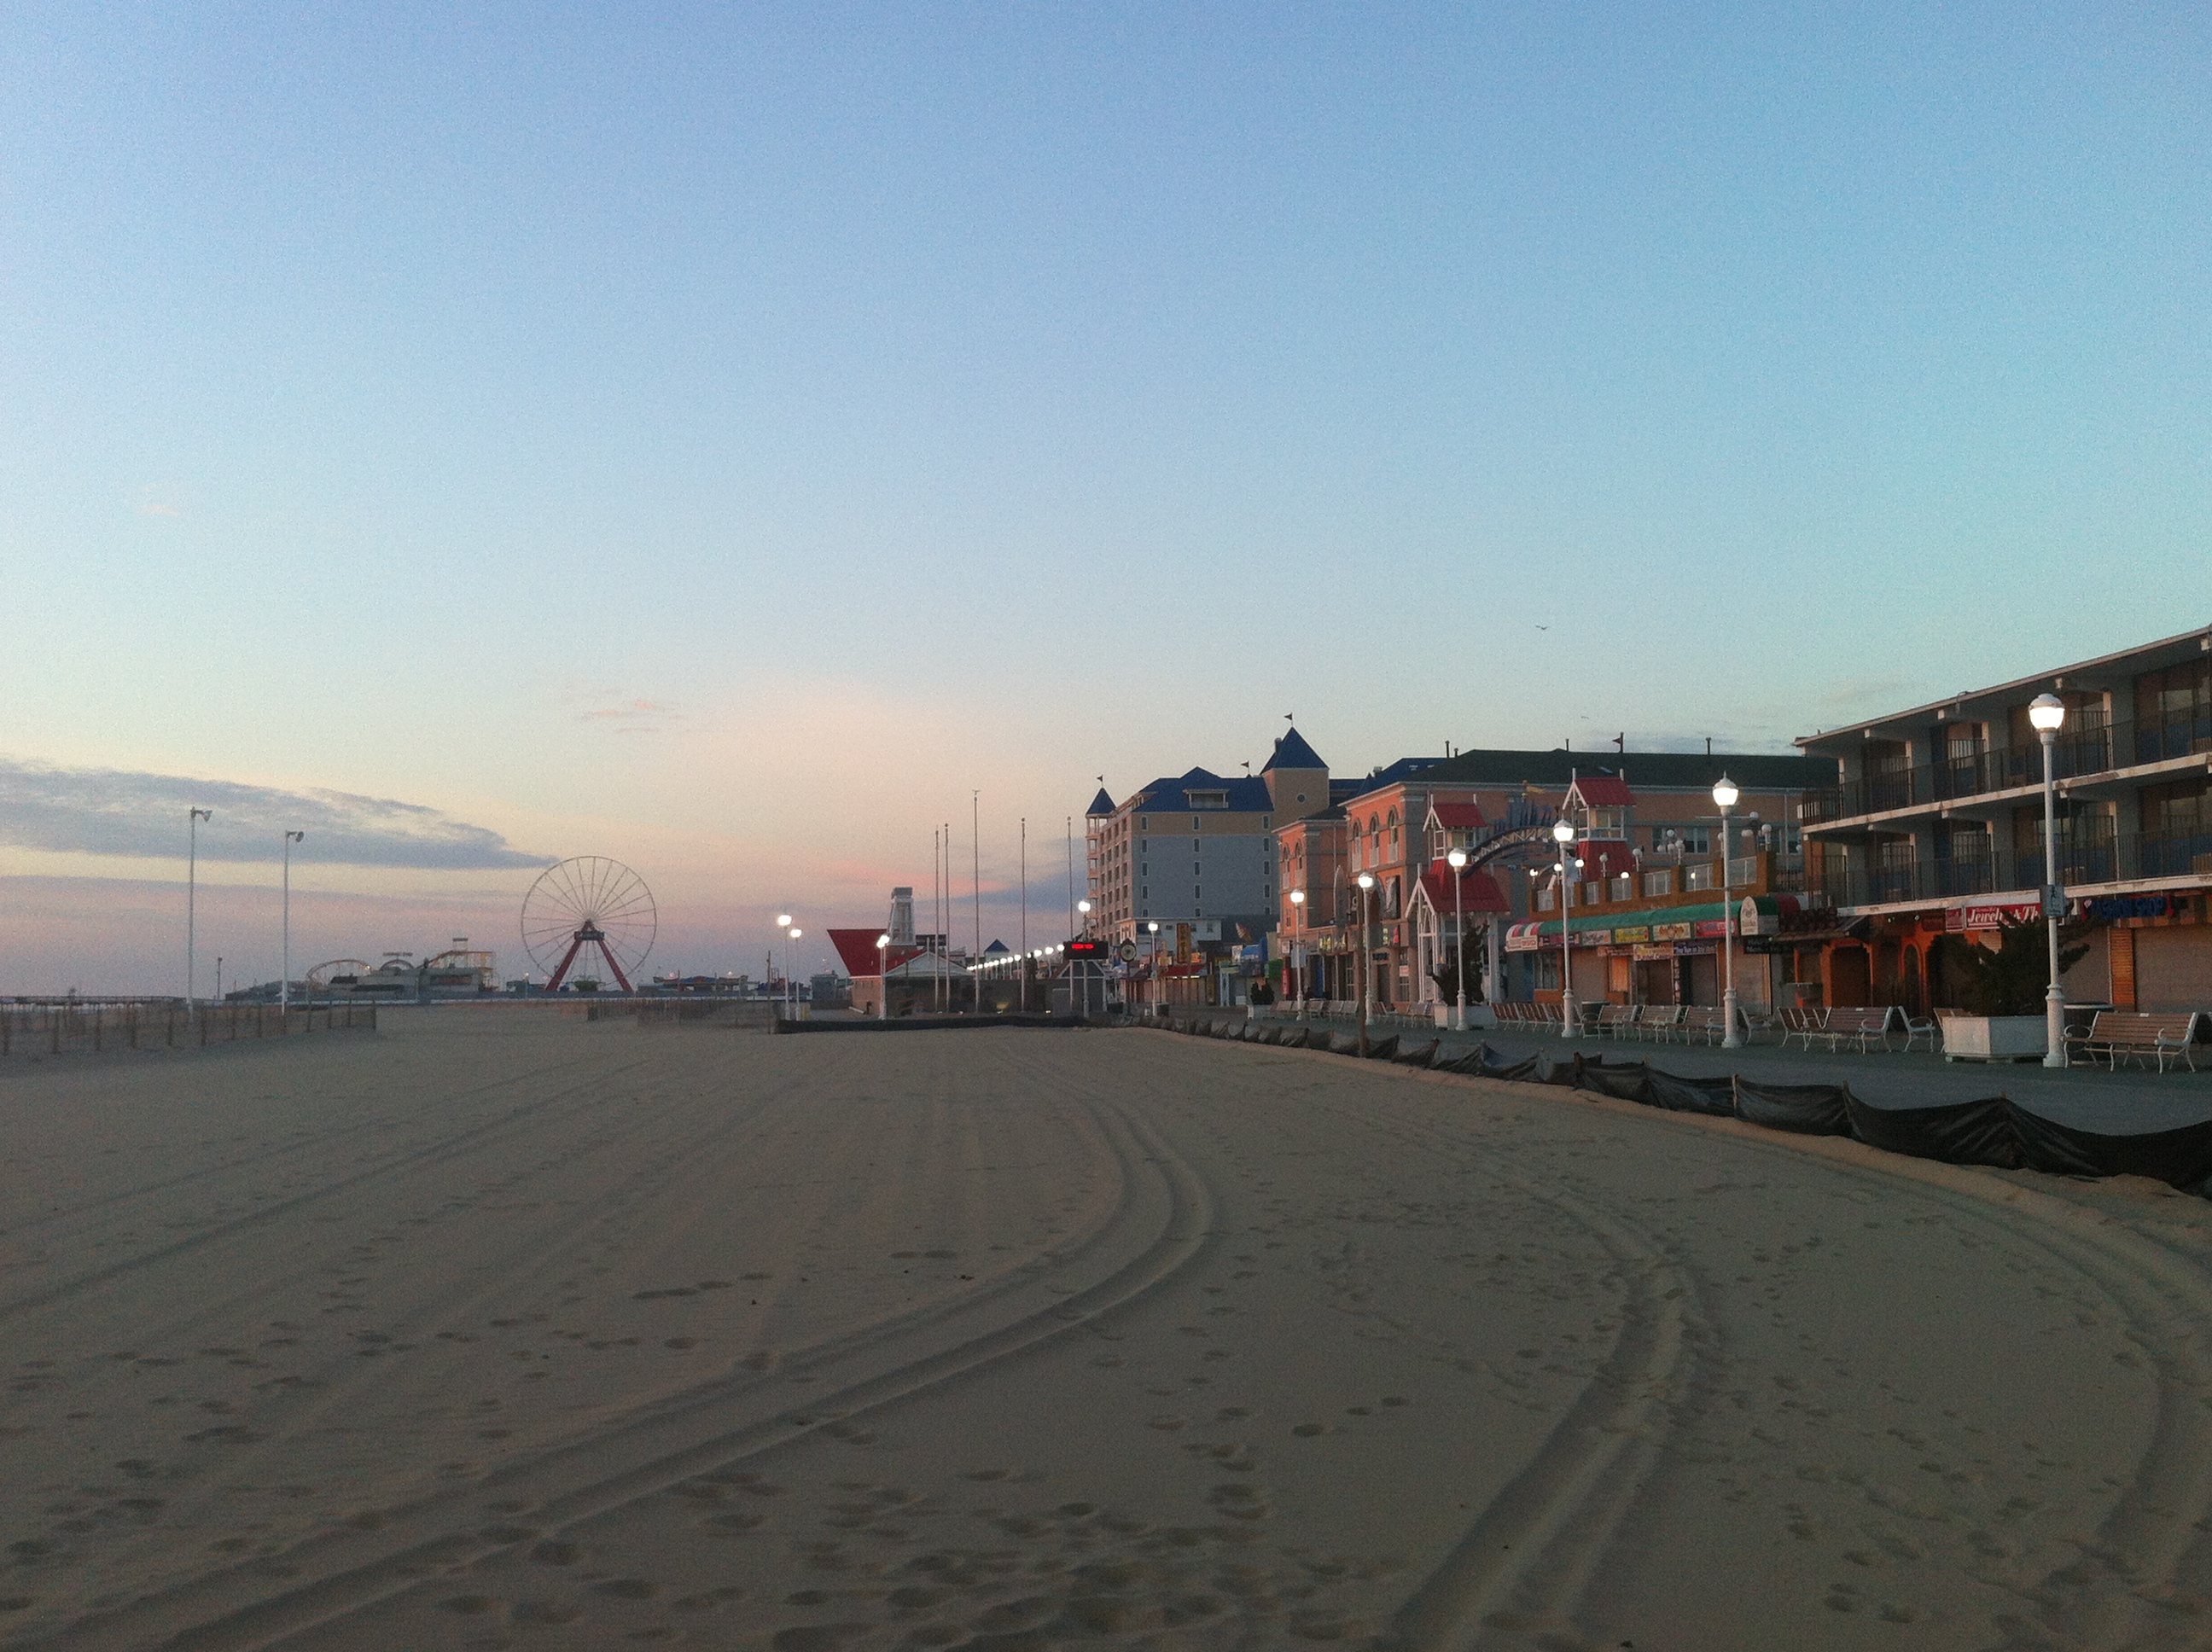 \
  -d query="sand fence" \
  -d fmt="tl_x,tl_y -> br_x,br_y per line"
0,1000 -> 376,1058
